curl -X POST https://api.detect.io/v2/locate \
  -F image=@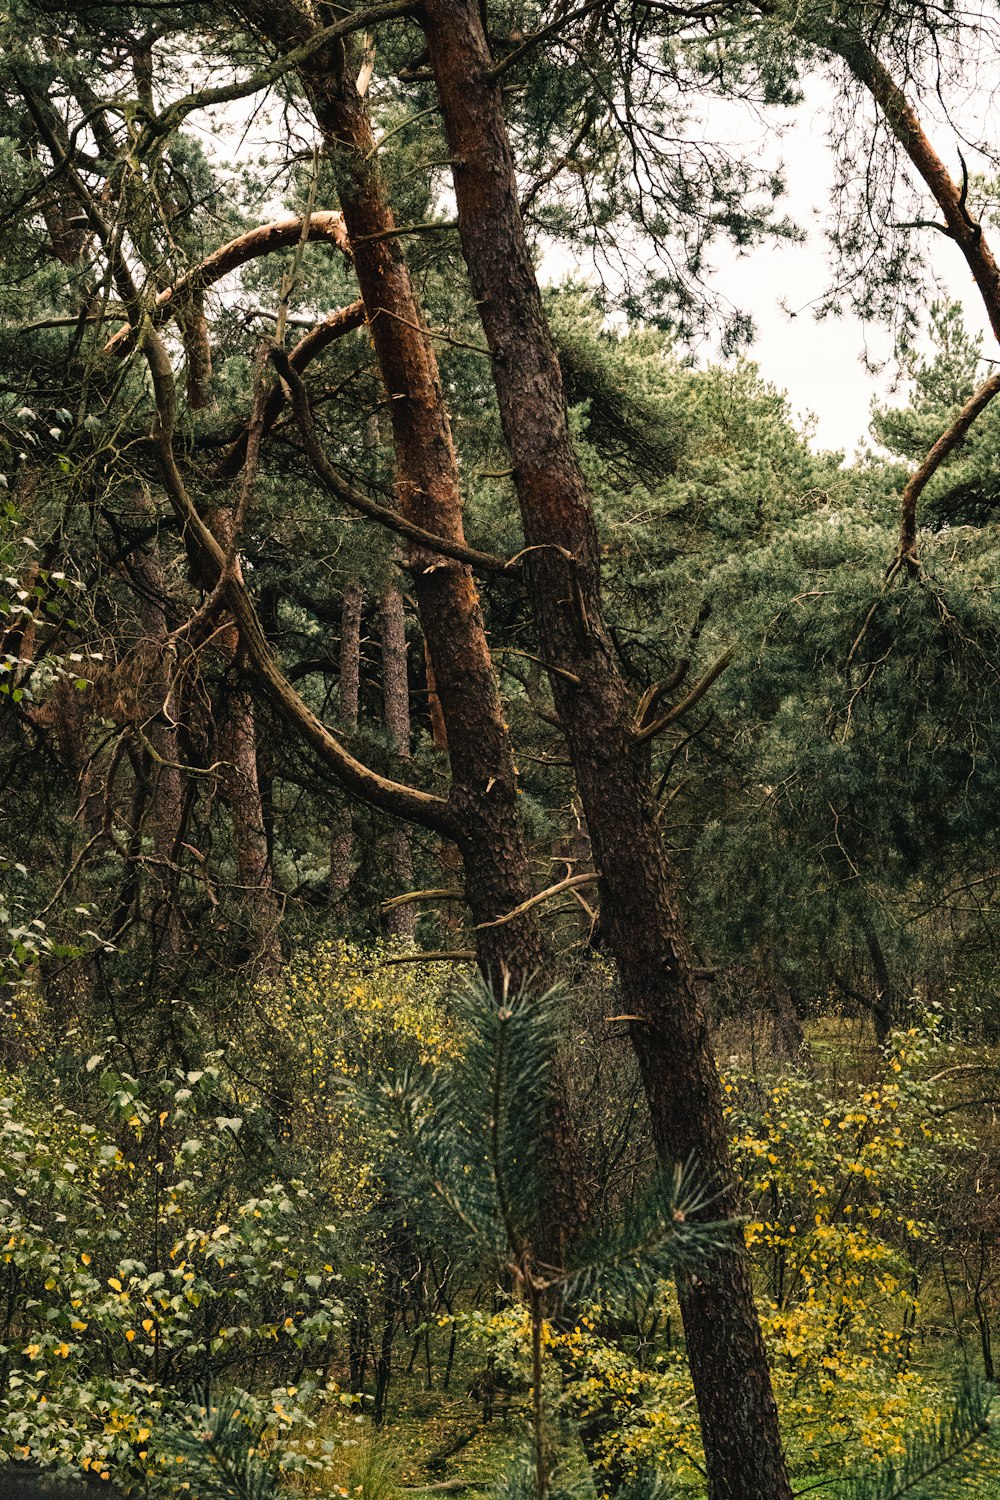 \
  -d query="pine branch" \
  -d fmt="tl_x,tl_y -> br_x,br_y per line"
841,1375 -> 992,1500
161,1392 -> 280,1500
561,1159 -> 734,1303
